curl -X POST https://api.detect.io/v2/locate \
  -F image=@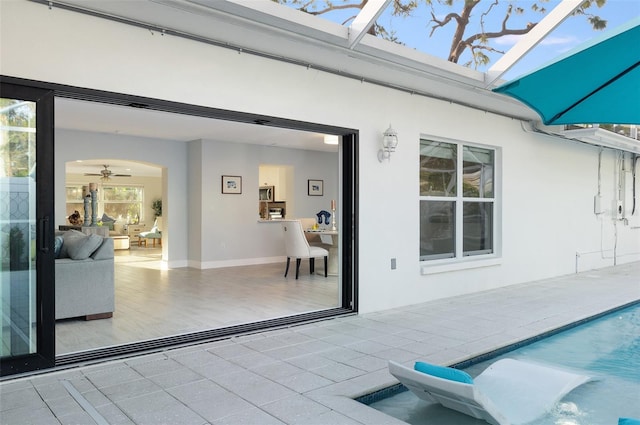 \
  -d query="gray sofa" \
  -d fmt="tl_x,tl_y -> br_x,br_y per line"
55,231 -> 115,320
